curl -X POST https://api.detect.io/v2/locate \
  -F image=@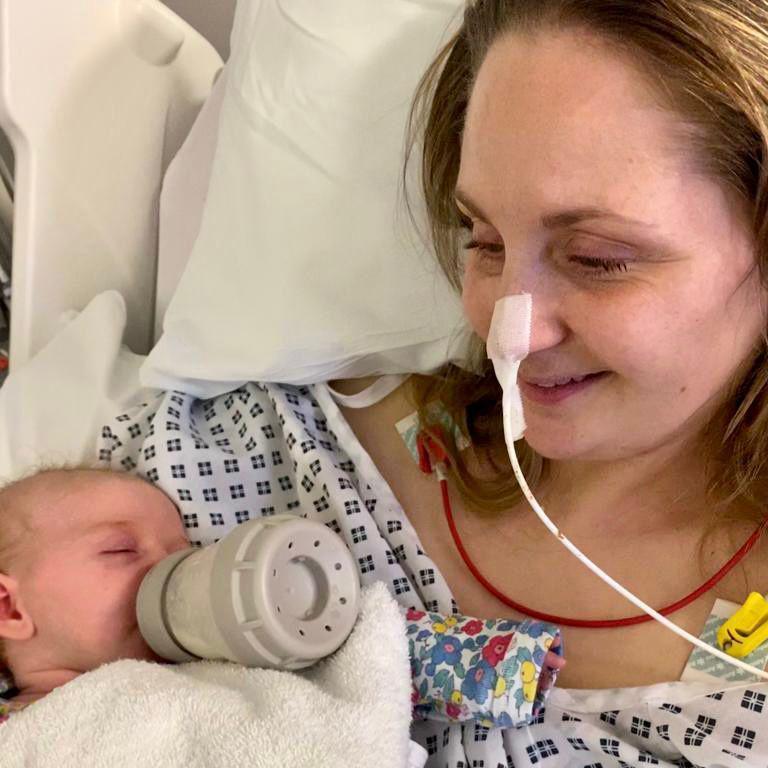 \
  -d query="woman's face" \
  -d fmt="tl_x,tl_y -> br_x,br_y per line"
458,29 -> 767,462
